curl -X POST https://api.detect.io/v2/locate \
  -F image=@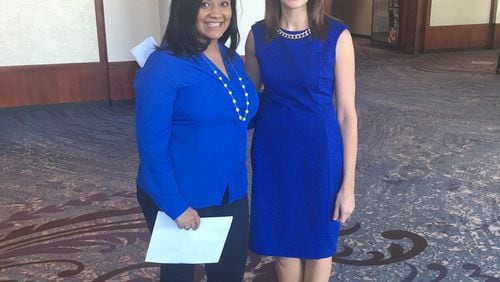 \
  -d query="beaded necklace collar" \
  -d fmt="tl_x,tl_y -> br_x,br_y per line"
277,27 -> 311,40
201,54 -> 251,122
